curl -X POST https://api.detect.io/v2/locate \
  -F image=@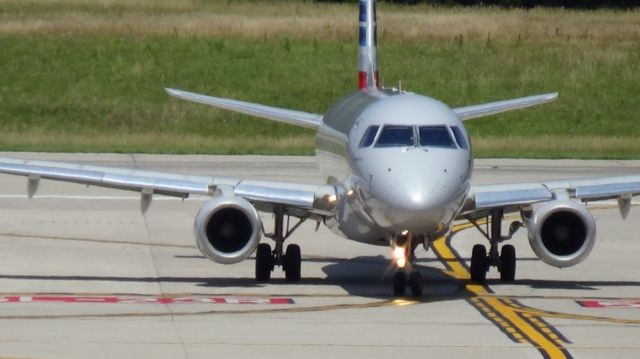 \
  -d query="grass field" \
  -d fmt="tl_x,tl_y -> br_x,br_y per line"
0,0 -> 639,157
